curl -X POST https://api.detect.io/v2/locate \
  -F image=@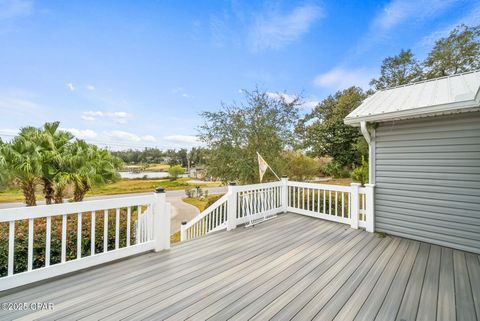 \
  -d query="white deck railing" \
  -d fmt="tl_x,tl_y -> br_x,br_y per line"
0,189 -> 171,291
181,178 -> 374,241
181,194 -> 228,241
